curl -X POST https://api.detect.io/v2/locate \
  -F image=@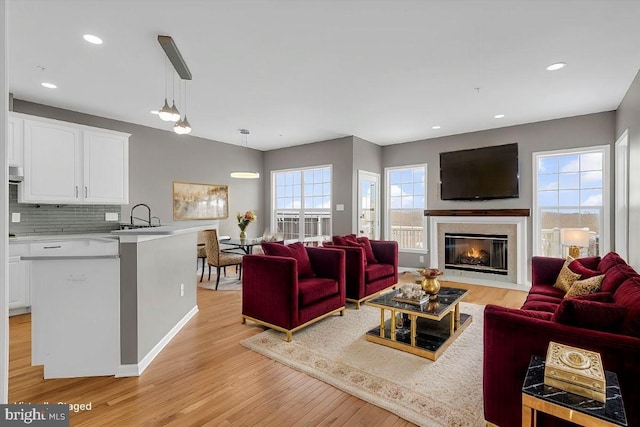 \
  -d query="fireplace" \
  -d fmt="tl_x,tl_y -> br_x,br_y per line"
444,233 -> 508,275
